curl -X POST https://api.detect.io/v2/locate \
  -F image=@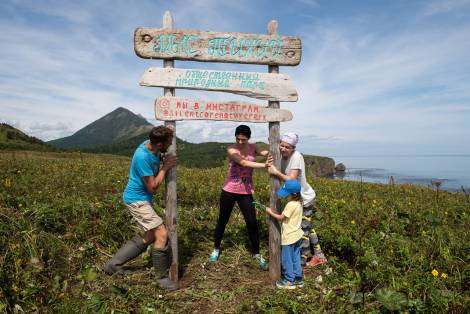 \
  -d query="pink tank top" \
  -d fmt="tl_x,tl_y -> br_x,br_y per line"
222,144 -> 255,194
